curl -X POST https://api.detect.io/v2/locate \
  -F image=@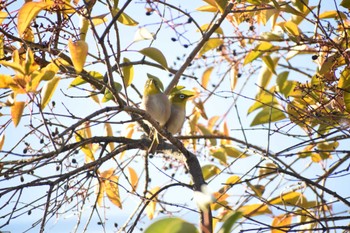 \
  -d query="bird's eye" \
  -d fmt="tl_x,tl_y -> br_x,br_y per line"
179,94 -> 185,99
